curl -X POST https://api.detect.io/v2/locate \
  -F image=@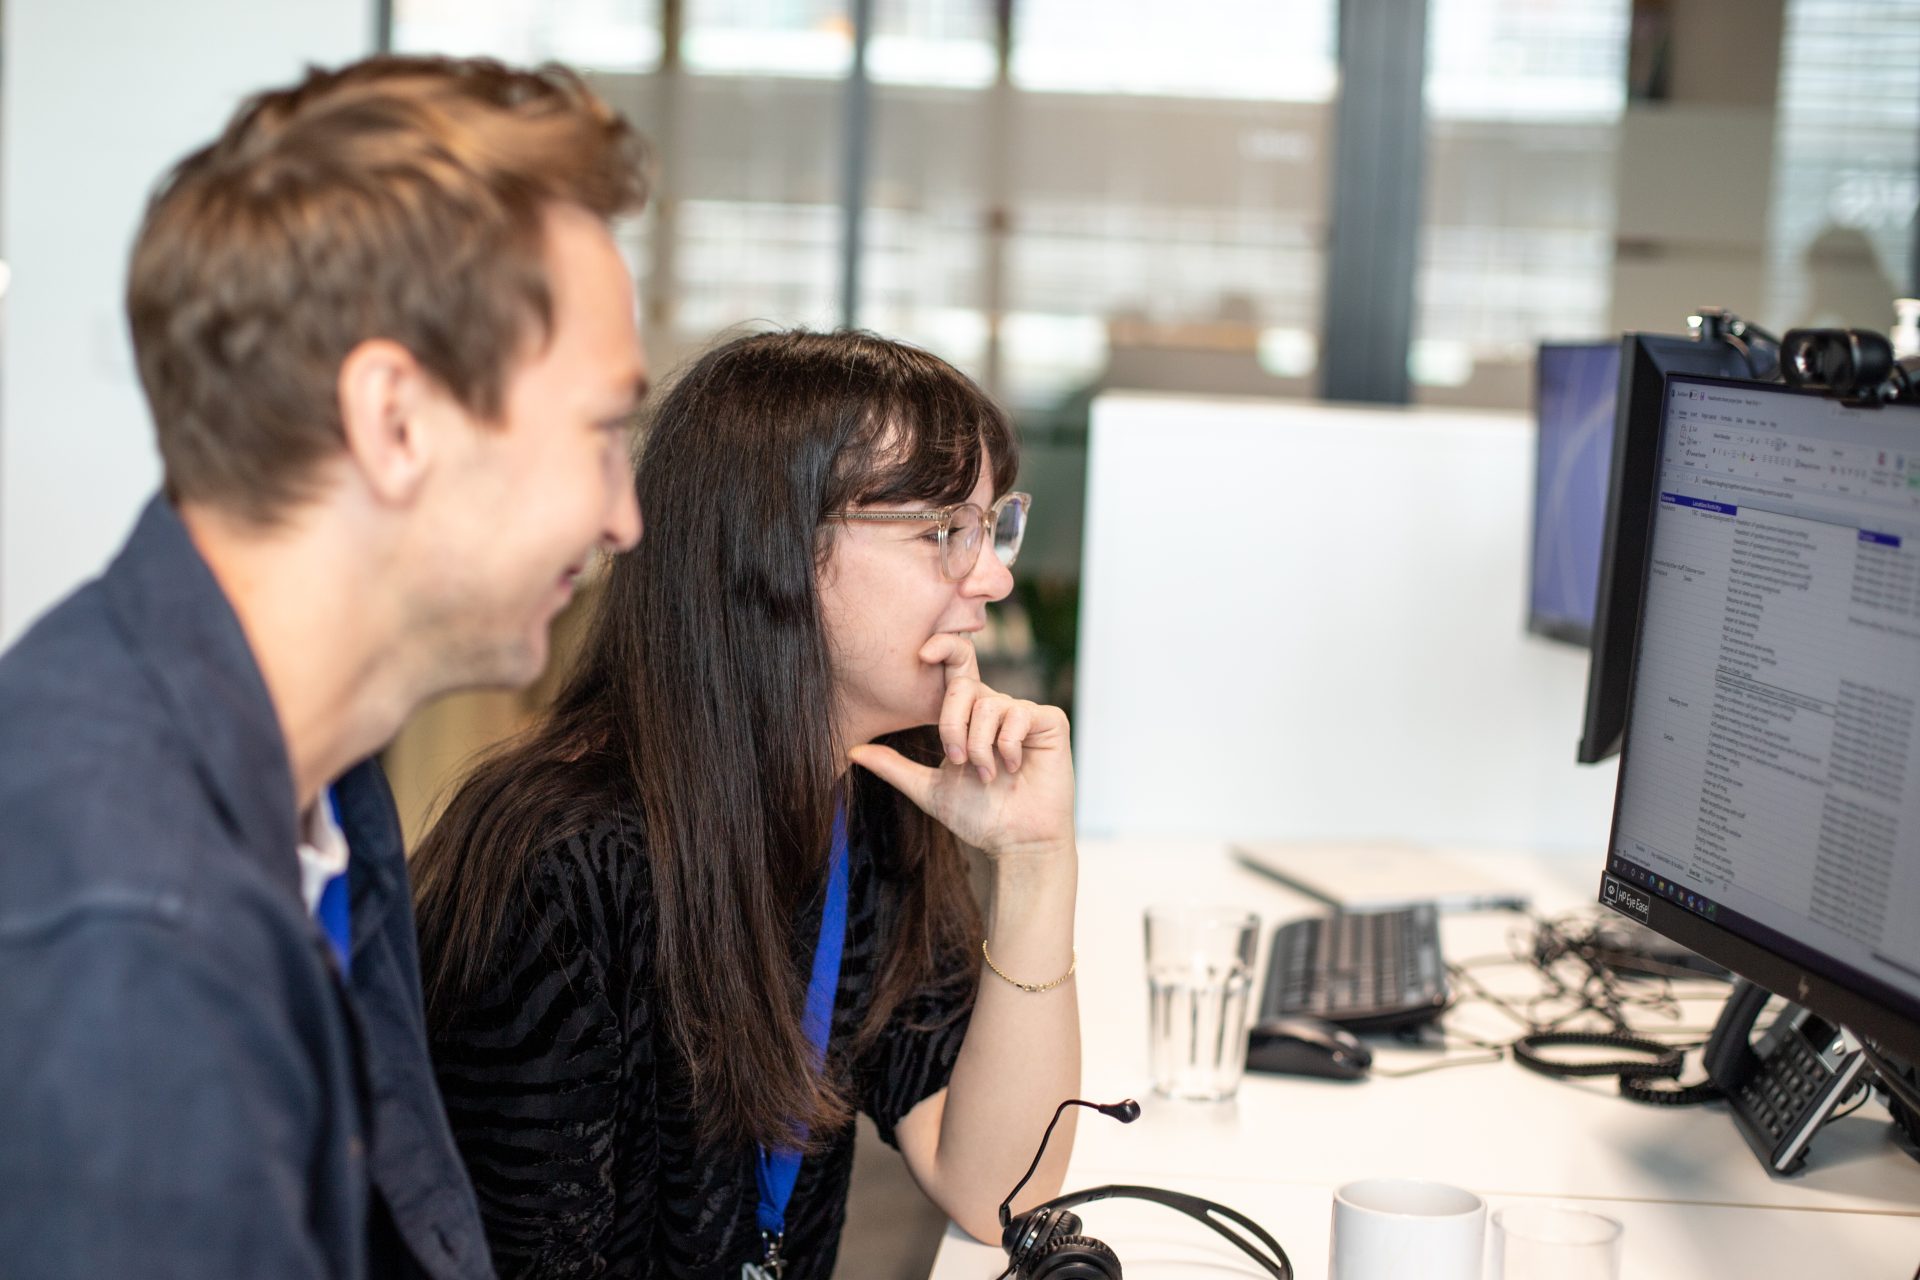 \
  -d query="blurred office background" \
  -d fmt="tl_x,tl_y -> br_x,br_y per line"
2,2 -> 1919,1274
361,0 -> 1920,848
